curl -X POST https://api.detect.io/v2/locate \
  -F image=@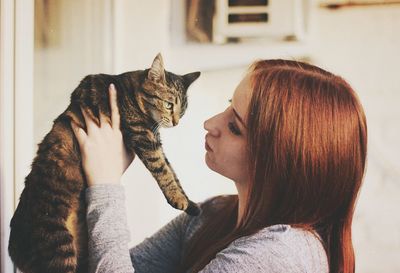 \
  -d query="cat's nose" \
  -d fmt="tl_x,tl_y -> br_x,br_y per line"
172,117 -> 179,126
